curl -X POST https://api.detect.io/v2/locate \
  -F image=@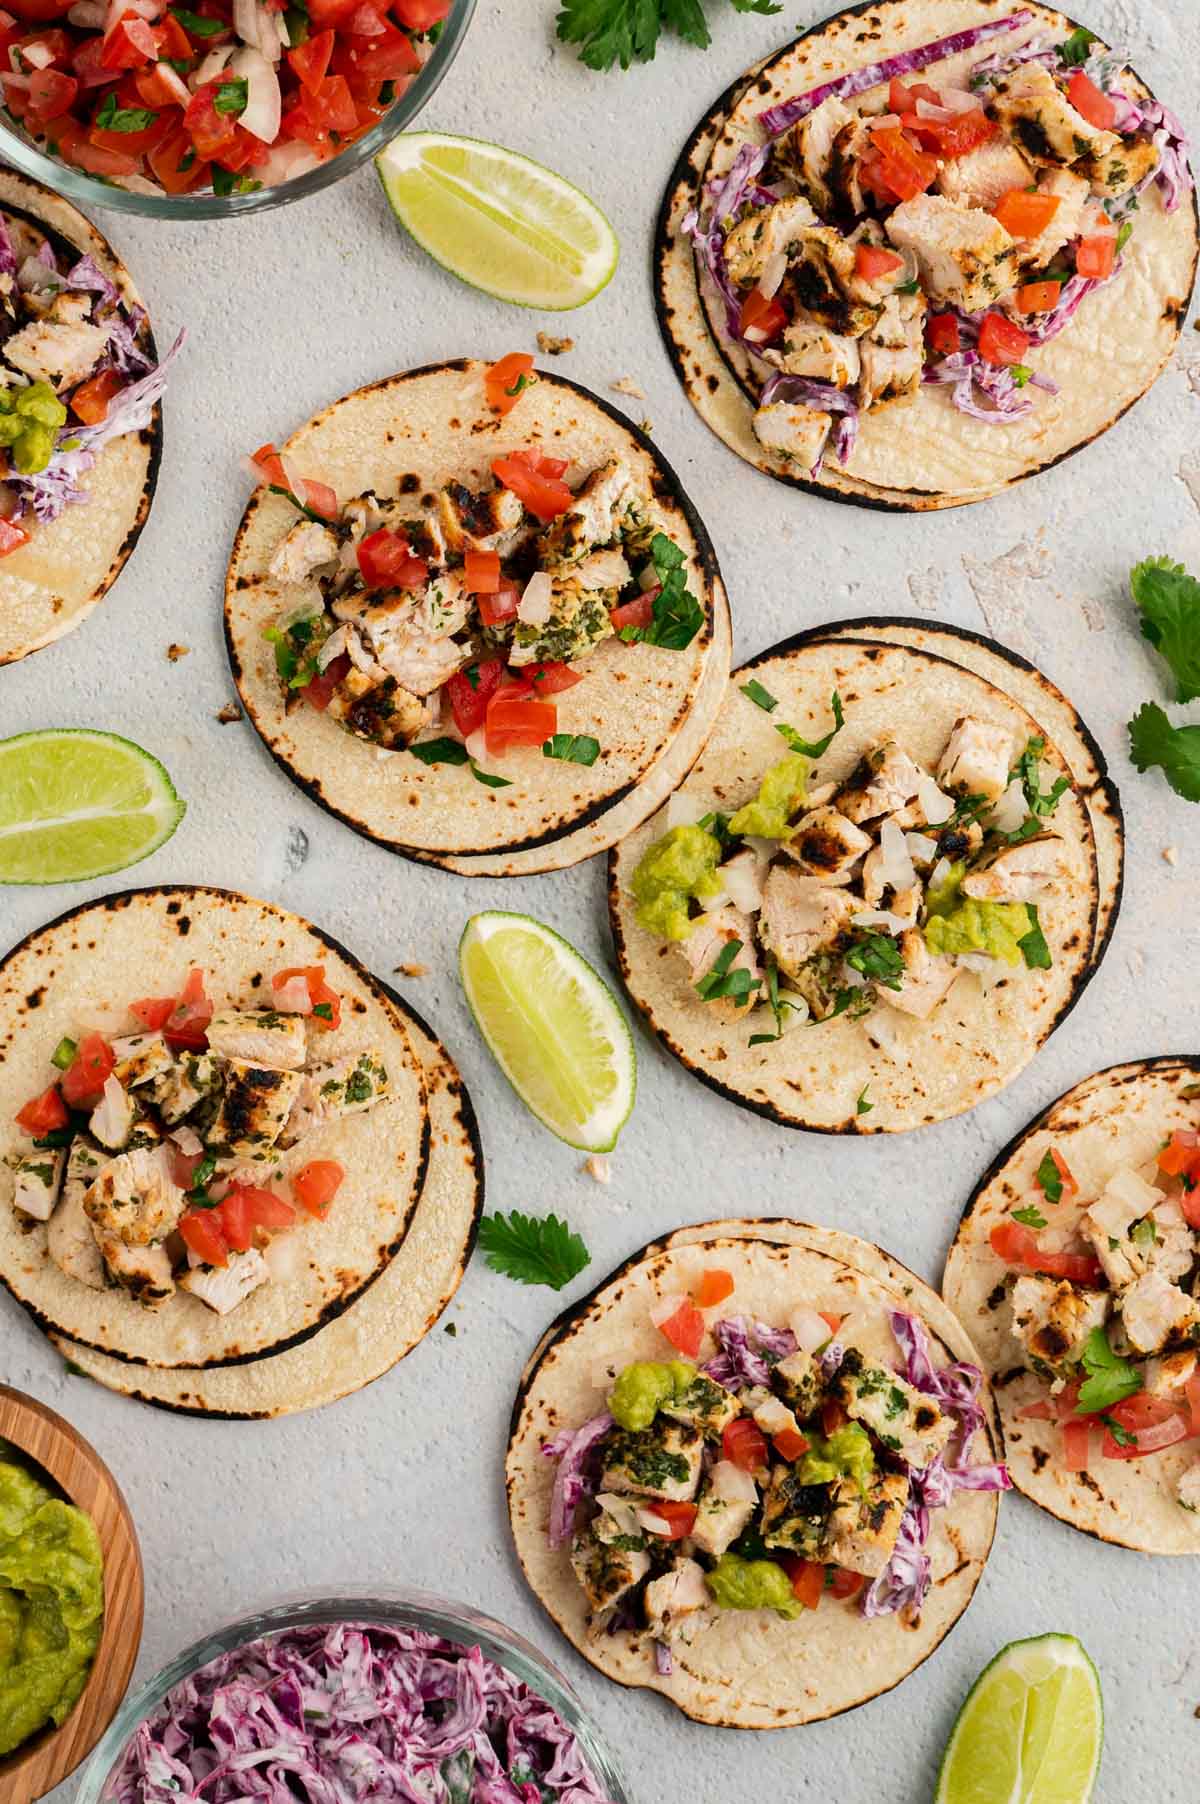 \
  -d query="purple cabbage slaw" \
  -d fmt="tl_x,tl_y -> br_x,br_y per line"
703,1315 -> 794,1391
105,1622 -> 616,1804
543,1414 -> 613,1551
